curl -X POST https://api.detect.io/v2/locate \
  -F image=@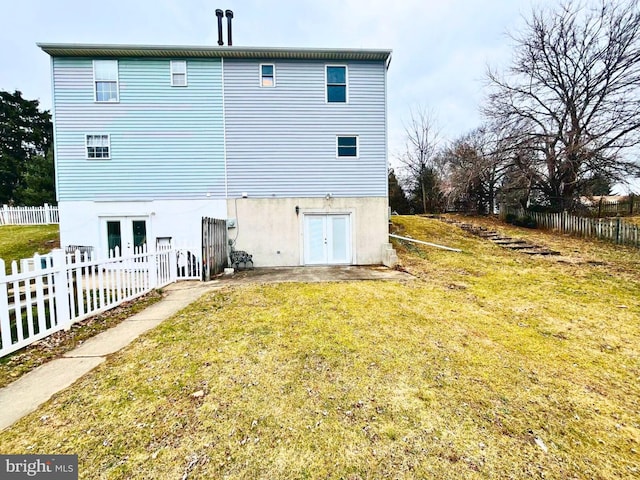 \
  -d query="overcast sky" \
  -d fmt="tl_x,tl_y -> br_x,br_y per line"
11,0 -> 638,193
